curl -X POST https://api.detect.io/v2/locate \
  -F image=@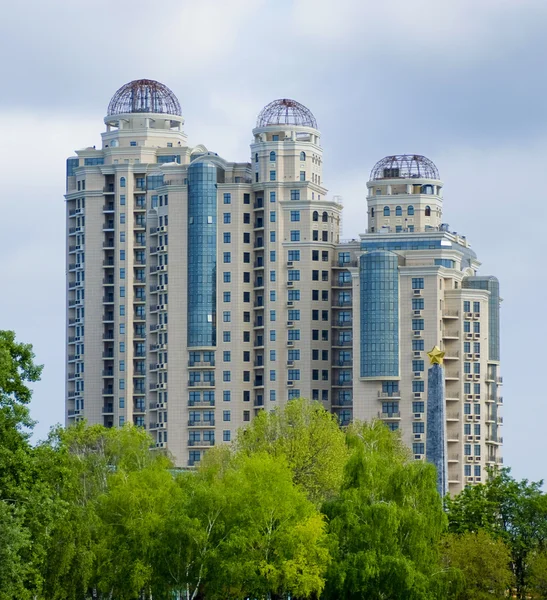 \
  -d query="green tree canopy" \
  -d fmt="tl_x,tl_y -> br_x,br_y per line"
441,530 -> 513,599
322,420 -> 449,600
235,397 -> 349,504
446,468 -> 547,599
